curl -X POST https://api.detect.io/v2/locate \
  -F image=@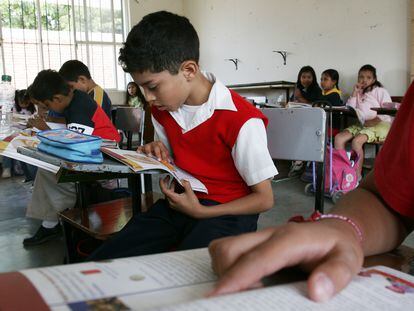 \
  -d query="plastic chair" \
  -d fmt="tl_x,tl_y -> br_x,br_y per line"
114,107 -> 145,150
262,107 -> 327,212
